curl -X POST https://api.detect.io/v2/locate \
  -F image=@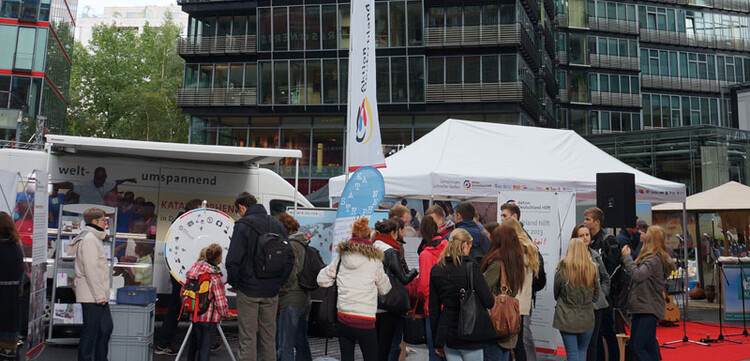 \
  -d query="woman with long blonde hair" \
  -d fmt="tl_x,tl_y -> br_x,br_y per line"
622,225 -> 675,361
553,238 -> 599,361
500,218 -> 539,361
429,228 -> 494,361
